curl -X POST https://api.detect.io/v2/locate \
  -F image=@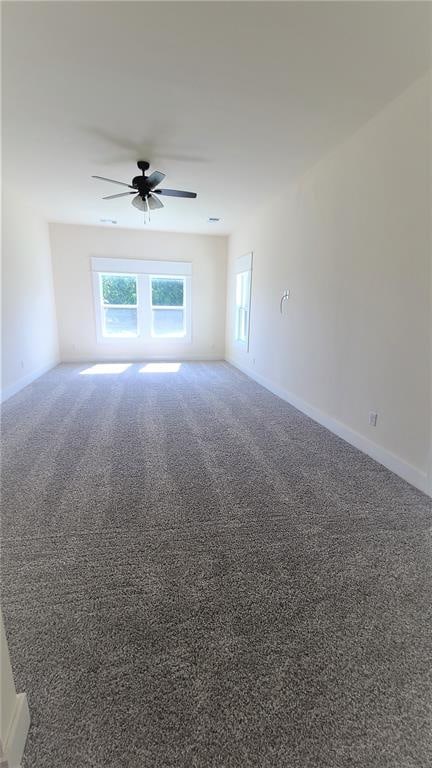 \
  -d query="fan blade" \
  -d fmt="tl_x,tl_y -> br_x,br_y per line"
92,175 -> 133,188
132,195 -> 146,212
154,188 -> 197,198
146,171 -> 166,190
103,191 -> 135,200
148,194 -> 164,210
